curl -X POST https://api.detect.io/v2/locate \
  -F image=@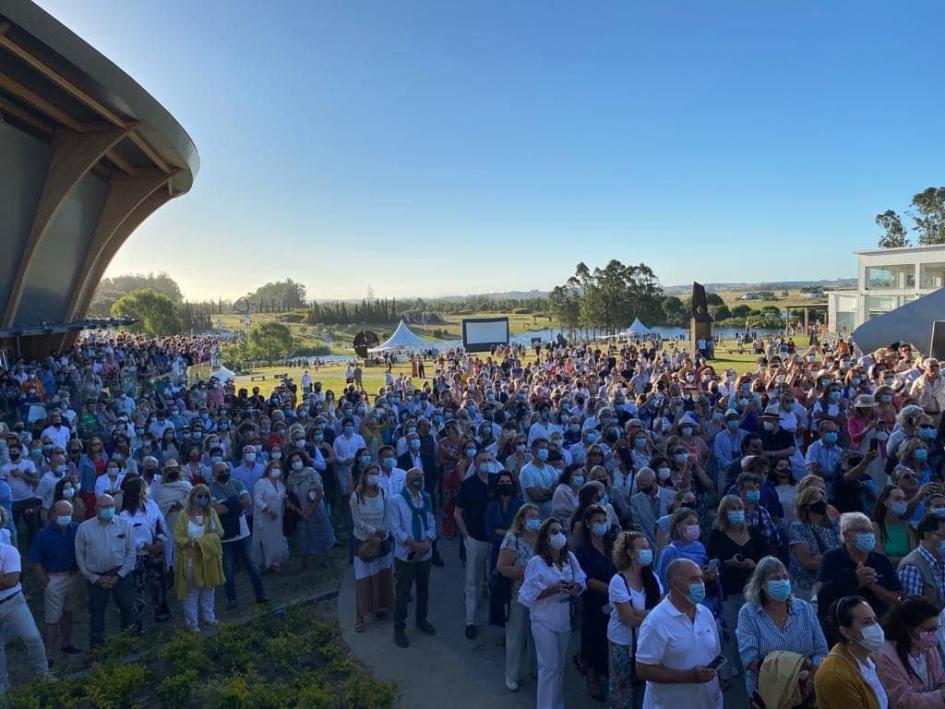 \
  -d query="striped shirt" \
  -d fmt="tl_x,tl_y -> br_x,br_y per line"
898,545 -> 945,600
735,598 -> 828,696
